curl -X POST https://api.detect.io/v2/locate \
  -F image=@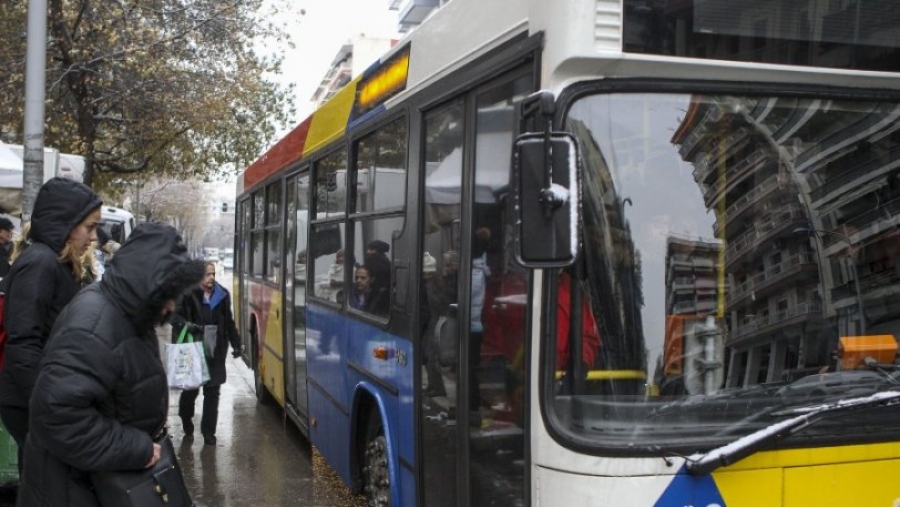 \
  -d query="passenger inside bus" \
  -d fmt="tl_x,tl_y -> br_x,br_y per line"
350,264 -> 388,315
365,240 -> 392,298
